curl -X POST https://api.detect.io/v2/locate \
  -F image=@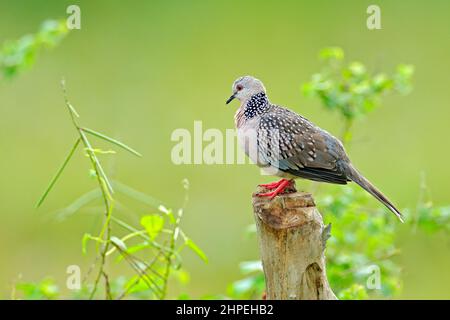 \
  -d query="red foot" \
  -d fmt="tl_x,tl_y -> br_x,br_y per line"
257,179 -> 293,199
258,179 -> 288,190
